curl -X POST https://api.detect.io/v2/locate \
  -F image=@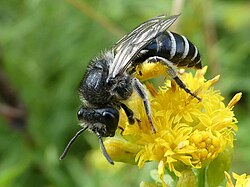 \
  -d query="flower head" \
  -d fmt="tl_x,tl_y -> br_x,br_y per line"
105,66 -> 241,177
